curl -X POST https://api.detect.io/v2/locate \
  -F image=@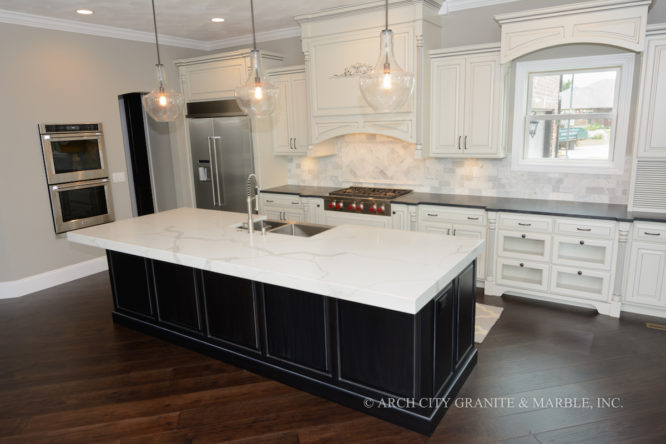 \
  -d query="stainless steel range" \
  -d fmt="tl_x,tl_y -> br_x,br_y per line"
323,186 -> 412,216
